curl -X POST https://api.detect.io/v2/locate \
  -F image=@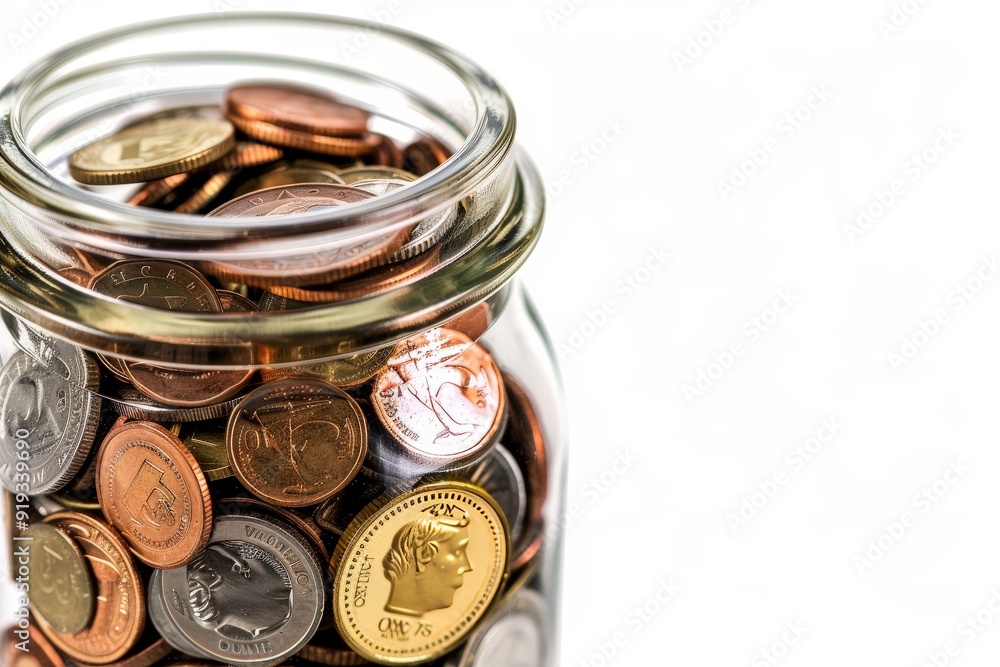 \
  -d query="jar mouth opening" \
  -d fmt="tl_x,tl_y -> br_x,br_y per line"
0,12 -> 515,248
